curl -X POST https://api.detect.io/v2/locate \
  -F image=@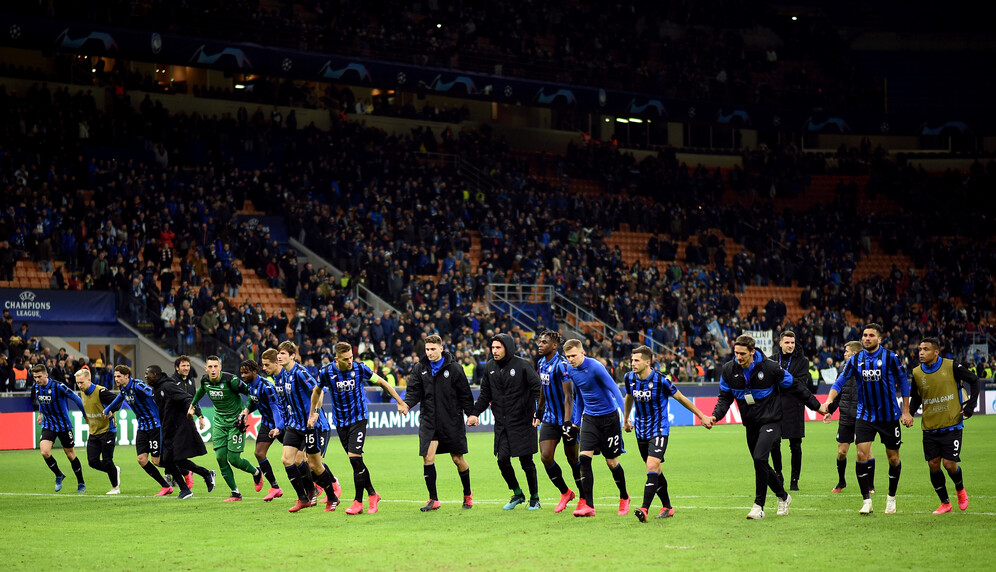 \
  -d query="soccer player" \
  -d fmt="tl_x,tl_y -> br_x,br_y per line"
402,334 -> 475,512
769,331 -> 811,491
30,364 -> 86,493
467,333 -> 543,511
74,367 -> 121,494
313,342 -> 406,515
244,350 -> 285,501
623,346 -> 713,521
823,341 -> 876,493
820,323 -> 913,515
534,330 -> 581,513
277,341 -> 340,513
562,339 -> 629,518
147,364 -> 212,499
188,355 -> 263,502
103,365 -> 172,495
707,335 -> 821,519
909,337 -> 980,514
